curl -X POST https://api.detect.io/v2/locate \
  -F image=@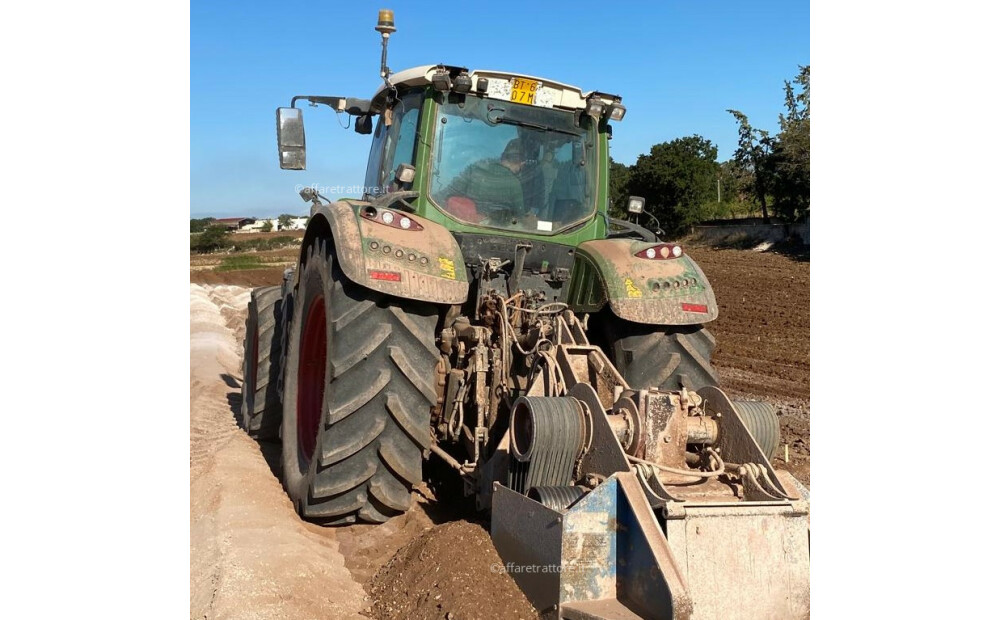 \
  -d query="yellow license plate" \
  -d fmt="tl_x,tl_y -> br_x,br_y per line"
510,78 -> 540,105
